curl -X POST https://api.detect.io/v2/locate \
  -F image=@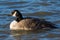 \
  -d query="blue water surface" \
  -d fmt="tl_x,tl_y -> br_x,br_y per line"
0,0 -> 60,40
